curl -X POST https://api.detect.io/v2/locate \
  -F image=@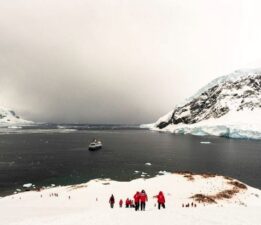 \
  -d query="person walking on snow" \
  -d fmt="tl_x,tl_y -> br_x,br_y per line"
130,200 -> 134,208
125,198 -> 130,208
109,194 -> 115,208
134,191 -> 140,211
119,199 -> 123,208
140,190 -> 148,211
156,191 -> 165,210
